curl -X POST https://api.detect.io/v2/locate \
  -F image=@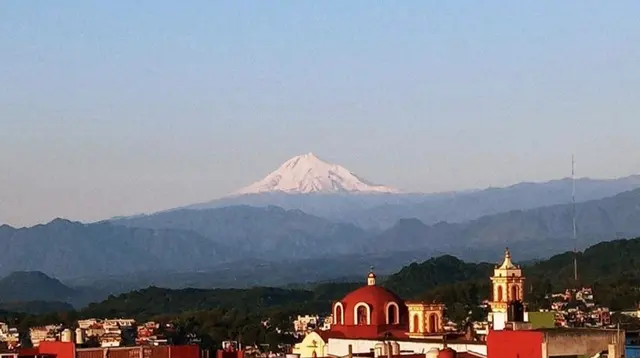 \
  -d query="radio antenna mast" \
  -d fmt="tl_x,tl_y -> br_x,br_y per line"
572,155 -> 578,282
